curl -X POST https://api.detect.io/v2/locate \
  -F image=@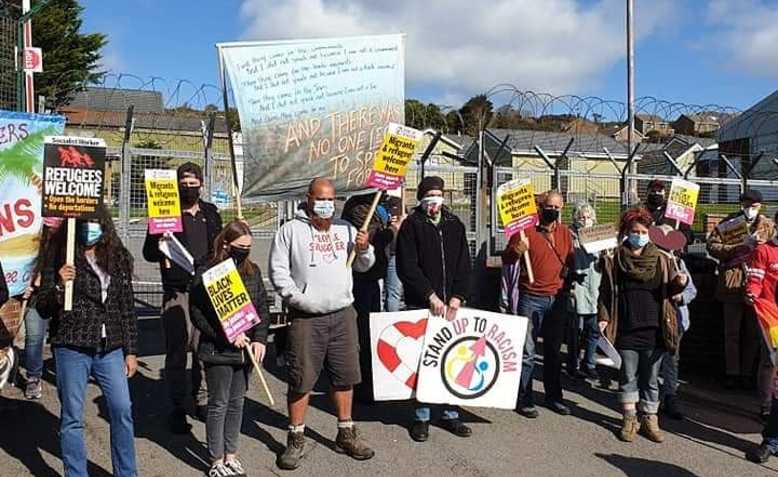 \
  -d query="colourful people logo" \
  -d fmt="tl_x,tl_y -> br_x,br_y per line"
441,336 -> 500,399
